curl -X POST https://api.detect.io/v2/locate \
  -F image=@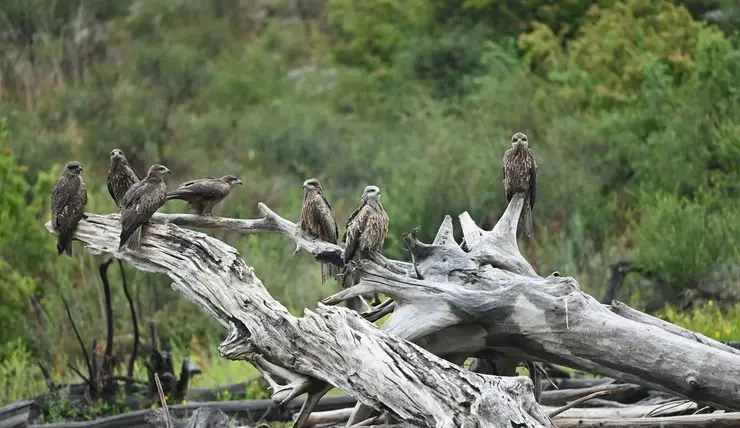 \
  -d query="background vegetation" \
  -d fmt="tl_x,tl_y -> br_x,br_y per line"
1,0 -> 740,411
